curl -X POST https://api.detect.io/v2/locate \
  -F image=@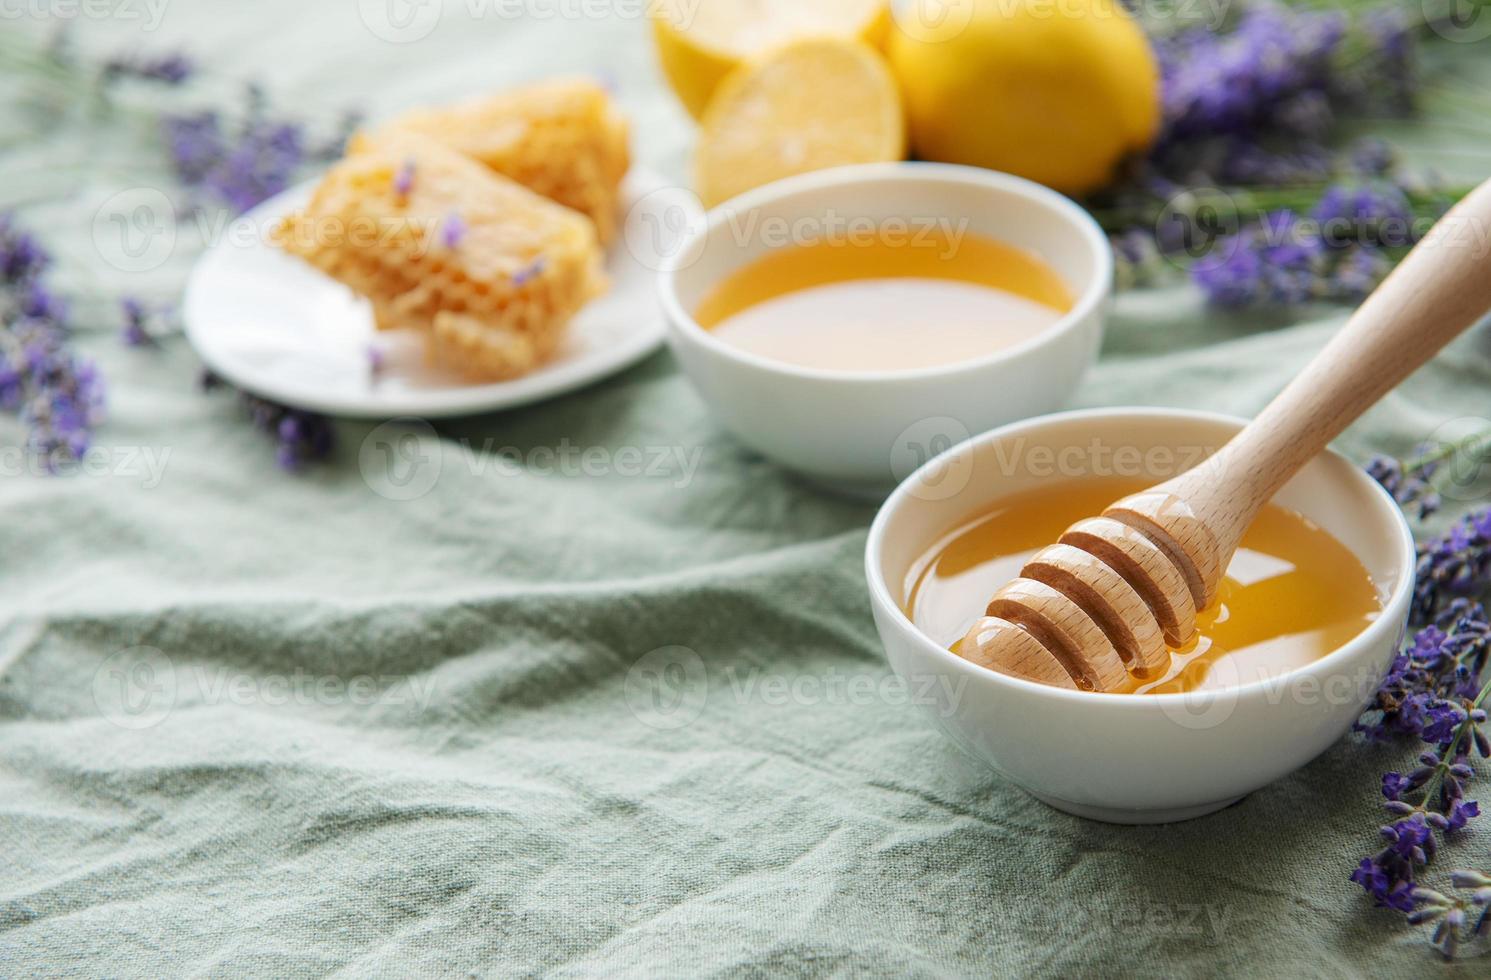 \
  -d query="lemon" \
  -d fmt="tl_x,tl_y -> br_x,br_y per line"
651,0 -> 890,119
888,0 -> 1160,195
694,38 -> 906,209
